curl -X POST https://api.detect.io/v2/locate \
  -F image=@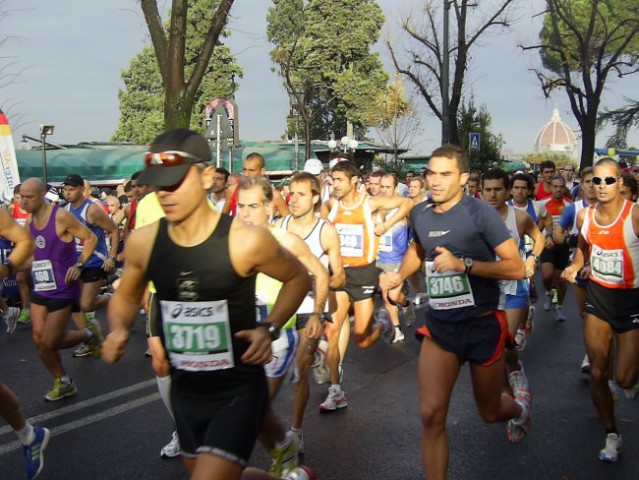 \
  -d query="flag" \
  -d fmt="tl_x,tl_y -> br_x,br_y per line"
0,108 -> 21,202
